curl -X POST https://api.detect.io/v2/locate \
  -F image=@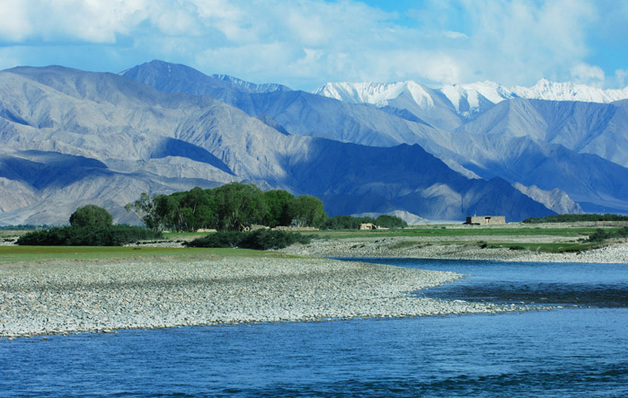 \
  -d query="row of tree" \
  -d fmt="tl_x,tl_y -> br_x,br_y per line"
125,183 -> 328,232
18,205 -> 162,246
